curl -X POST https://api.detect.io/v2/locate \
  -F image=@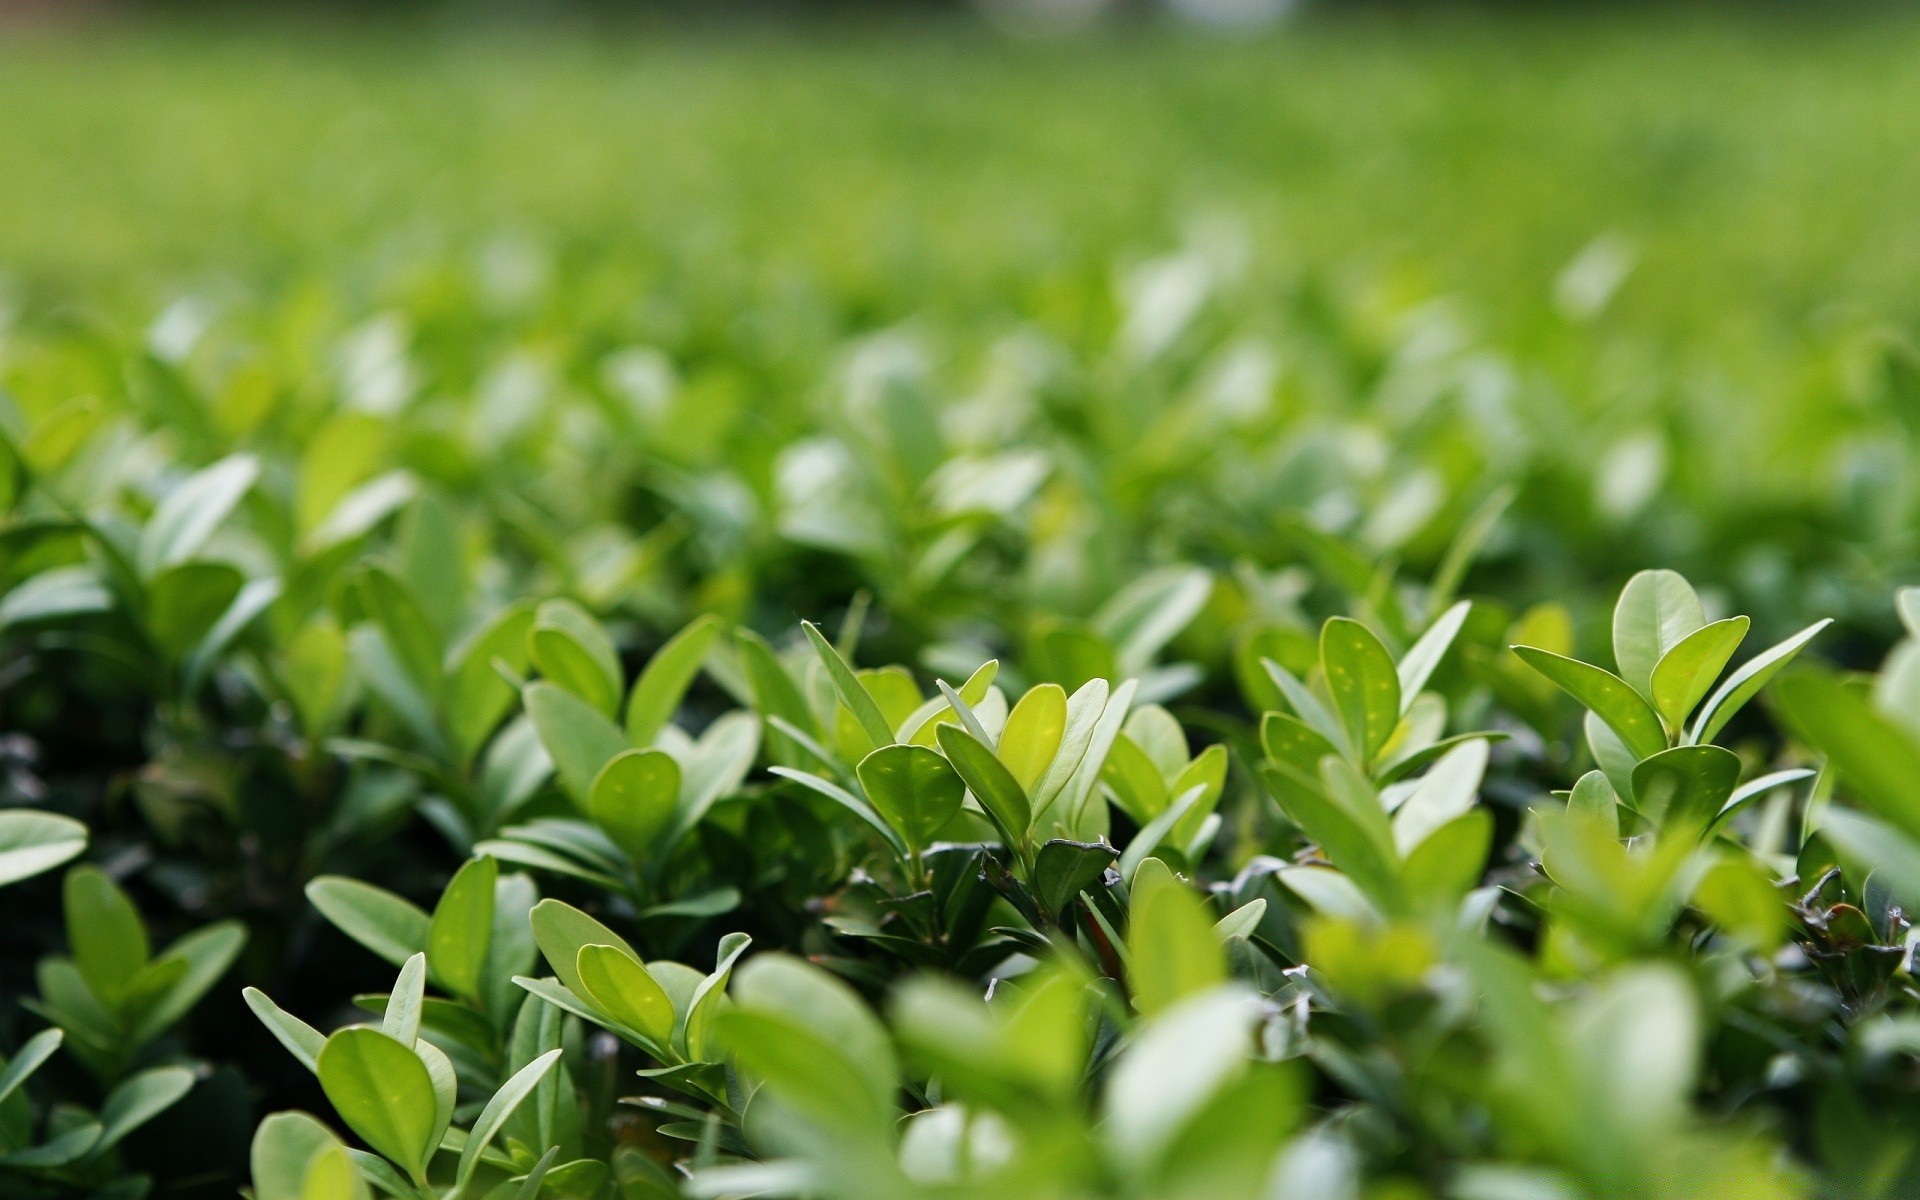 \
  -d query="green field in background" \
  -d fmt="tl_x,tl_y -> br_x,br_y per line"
3,7 -> 1919,367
